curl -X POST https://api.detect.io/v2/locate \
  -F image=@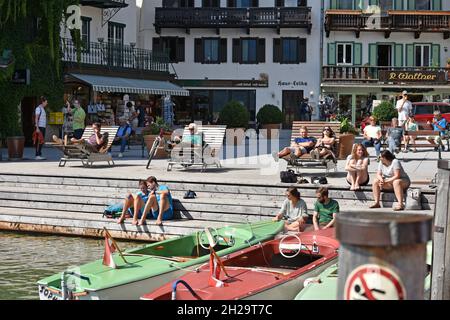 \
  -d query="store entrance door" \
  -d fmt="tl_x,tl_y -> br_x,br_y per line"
21,96 -> 38,147
282,90 -> 303,129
